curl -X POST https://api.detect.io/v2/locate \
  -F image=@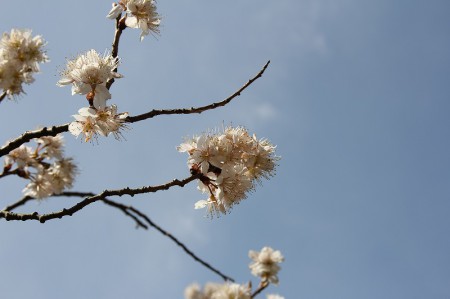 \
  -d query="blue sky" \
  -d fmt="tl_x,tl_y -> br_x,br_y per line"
1,0 -> 450,298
